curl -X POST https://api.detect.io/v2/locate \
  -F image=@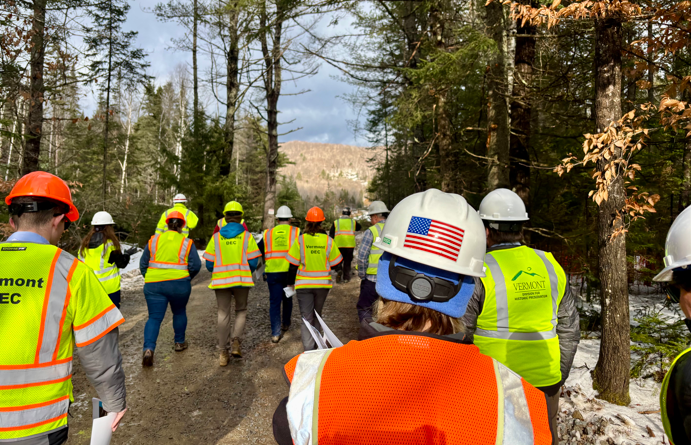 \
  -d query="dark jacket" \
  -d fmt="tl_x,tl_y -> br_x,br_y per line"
272,321 -> 473,445
87,232 -> 131,269
460,244 -> 580,392
665,345 -> 691,444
